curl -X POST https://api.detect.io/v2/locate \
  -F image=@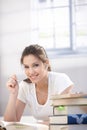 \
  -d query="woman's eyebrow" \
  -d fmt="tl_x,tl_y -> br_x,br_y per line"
23,64 -> 29,66
23,61 -> 39,66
